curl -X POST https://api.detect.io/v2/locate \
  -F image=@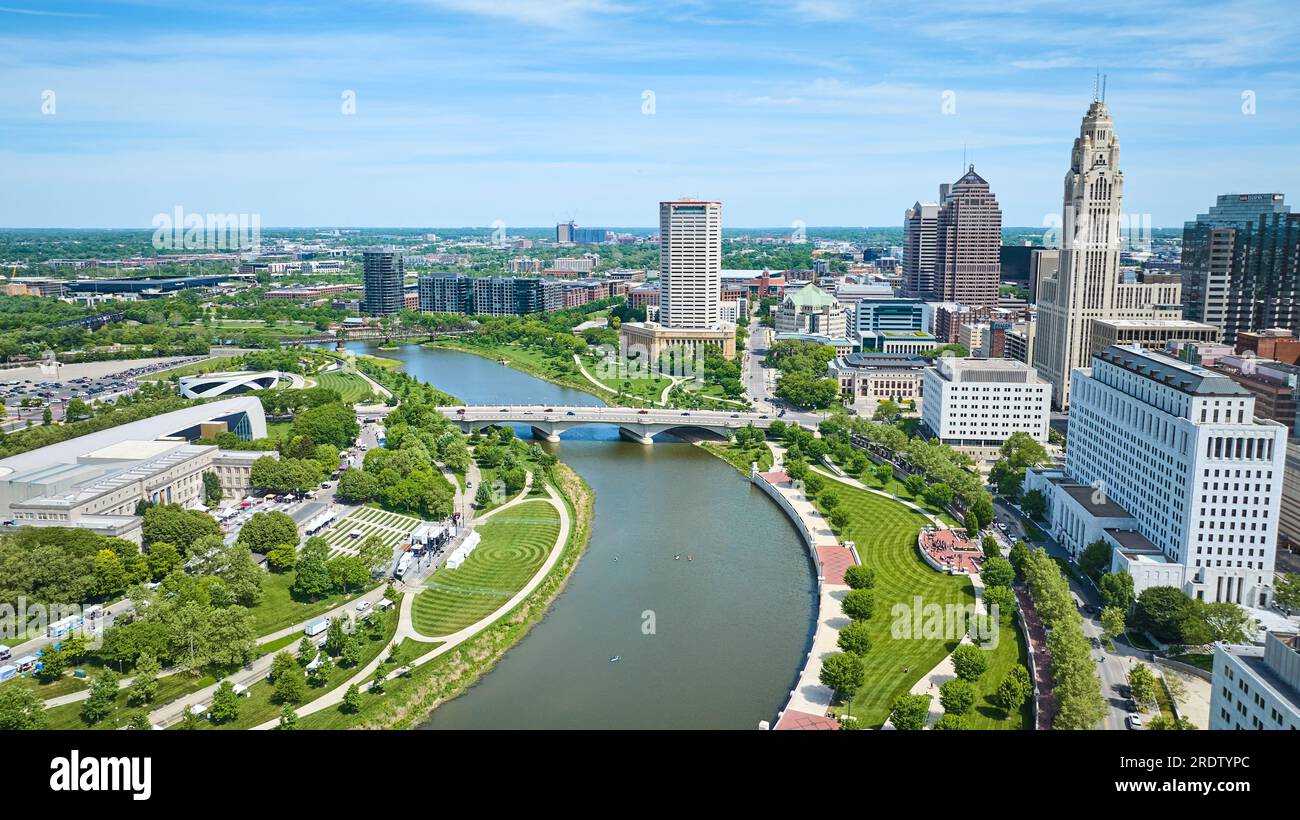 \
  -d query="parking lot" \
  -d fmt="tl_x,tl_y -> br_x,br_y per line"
0,355 -> 206,423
